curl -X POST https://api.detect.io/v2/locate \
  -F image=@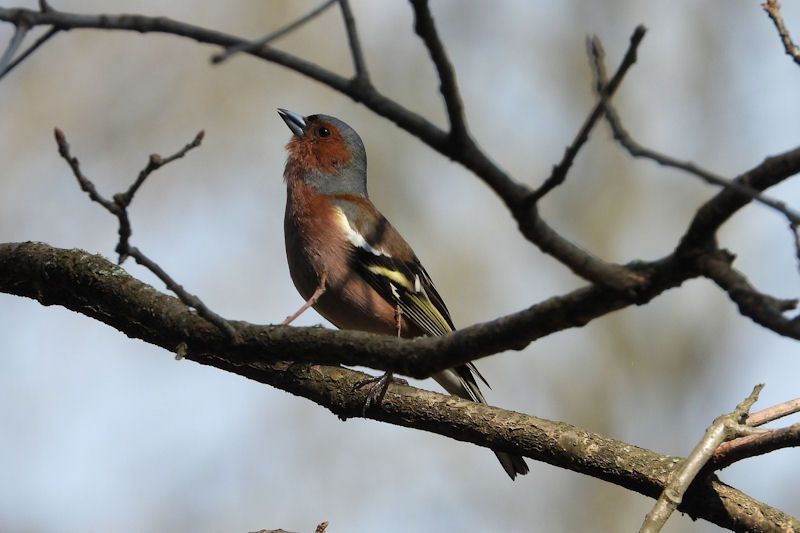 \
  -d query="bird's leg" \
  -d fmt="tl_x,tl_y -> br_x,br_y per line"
395,305 -> 403,337
282,270 -> 328,325
354,371 -> 393,415
353,304 -> 403,415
